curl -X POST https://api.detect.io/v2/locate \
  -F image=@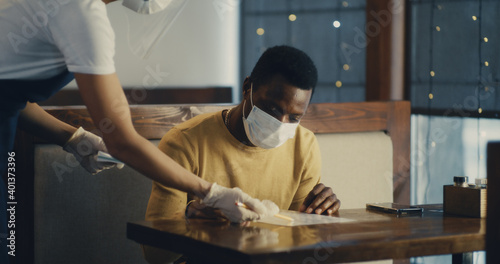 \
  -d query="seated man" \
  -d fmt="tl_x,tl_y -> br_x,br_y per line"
143,45 -> 341,263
